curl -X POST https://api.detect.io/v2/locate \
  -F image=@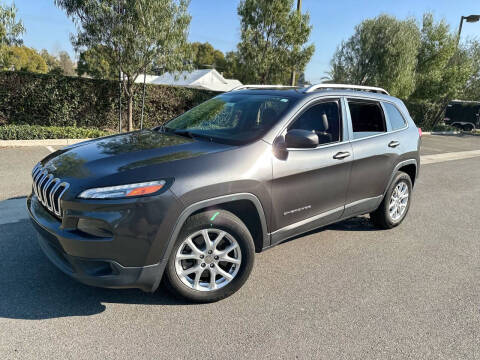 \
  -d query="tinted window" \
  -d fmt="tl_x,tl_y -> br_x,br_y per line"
384,102 -> 406,130
348,100 -> 386,139
165,93 -> 294,144
289,101 -> 341,145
